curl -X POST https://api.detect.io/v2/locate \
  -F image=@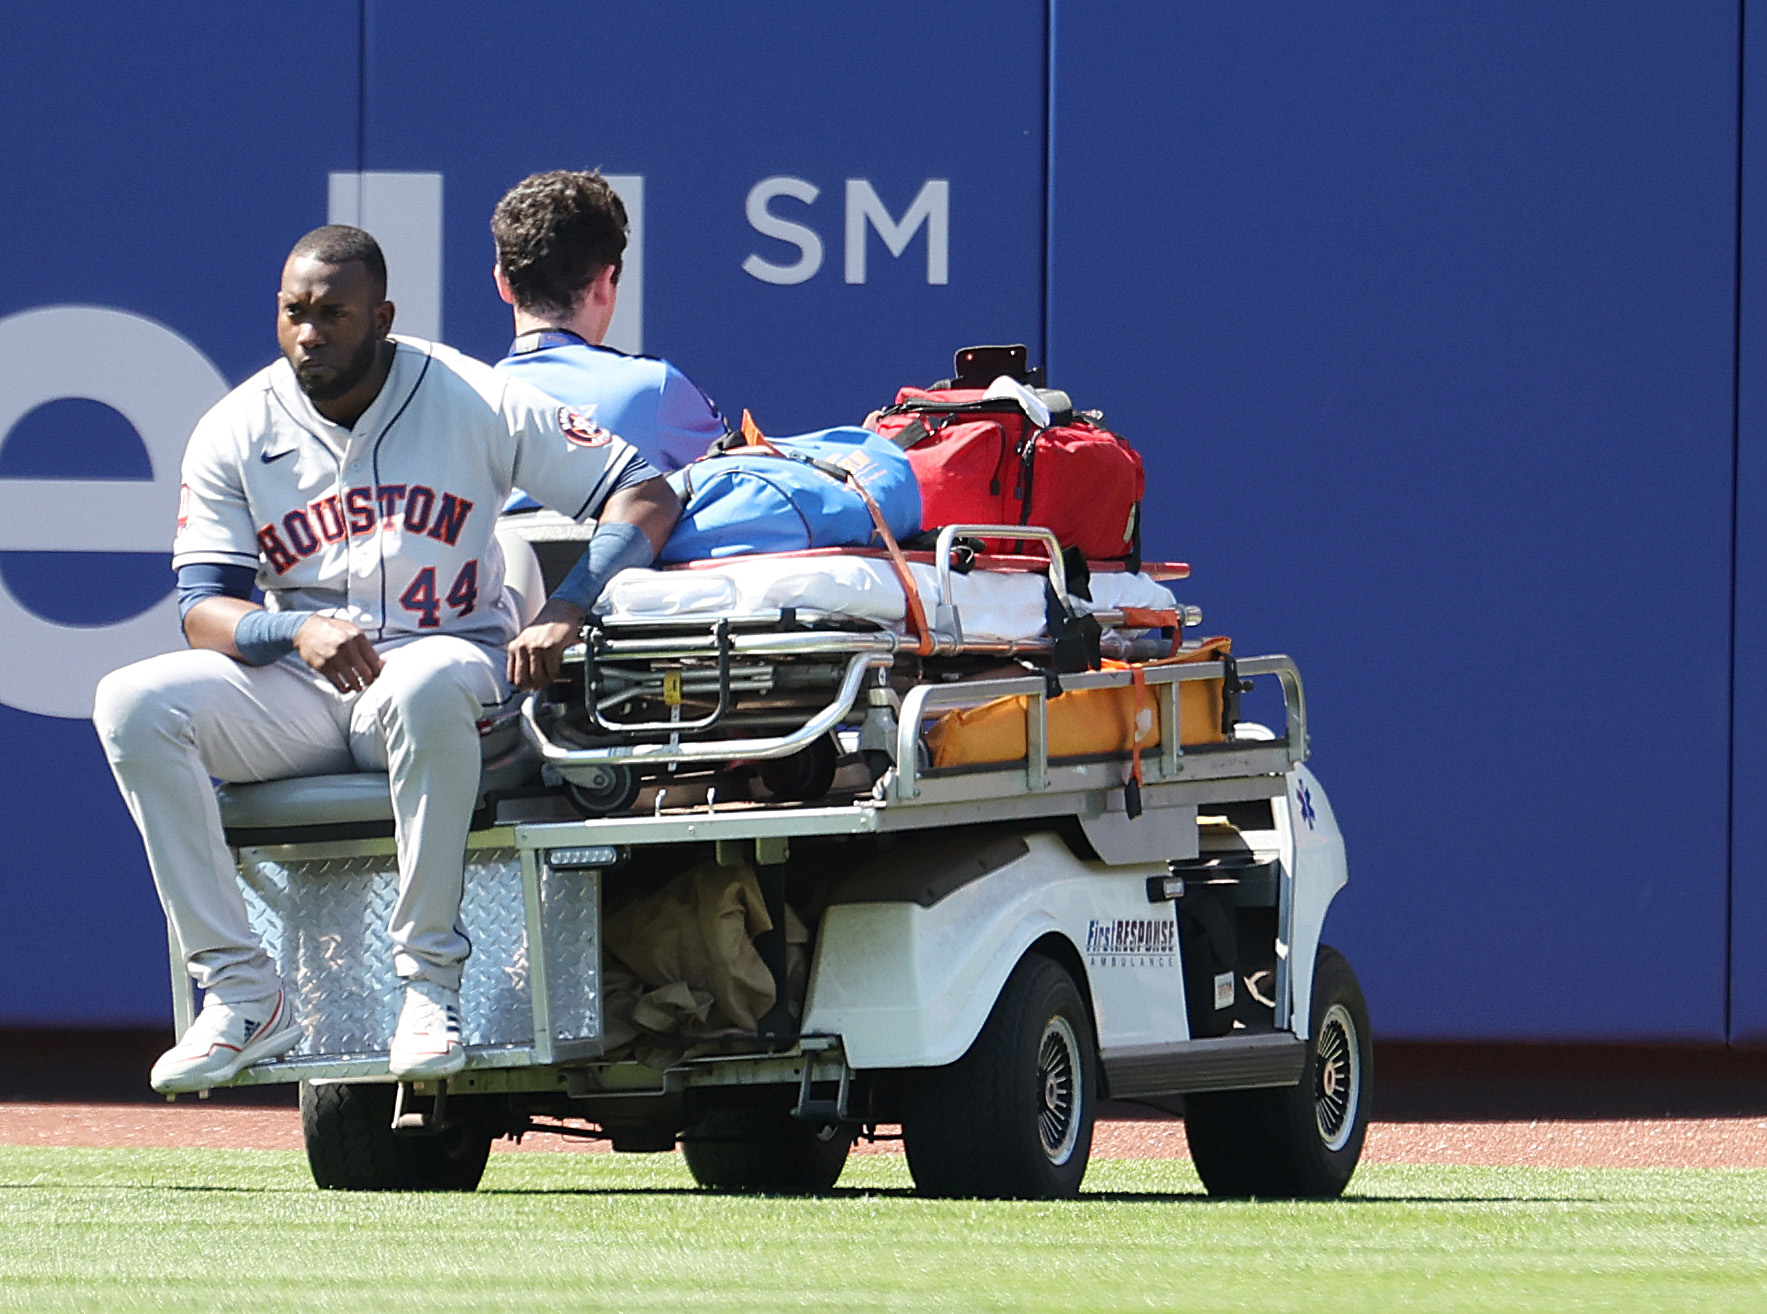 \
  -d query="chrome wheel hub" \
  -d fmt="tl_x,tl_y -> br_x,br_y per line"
1314,1002 -> 1360,1152
1037,1014 -> 1082,1166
